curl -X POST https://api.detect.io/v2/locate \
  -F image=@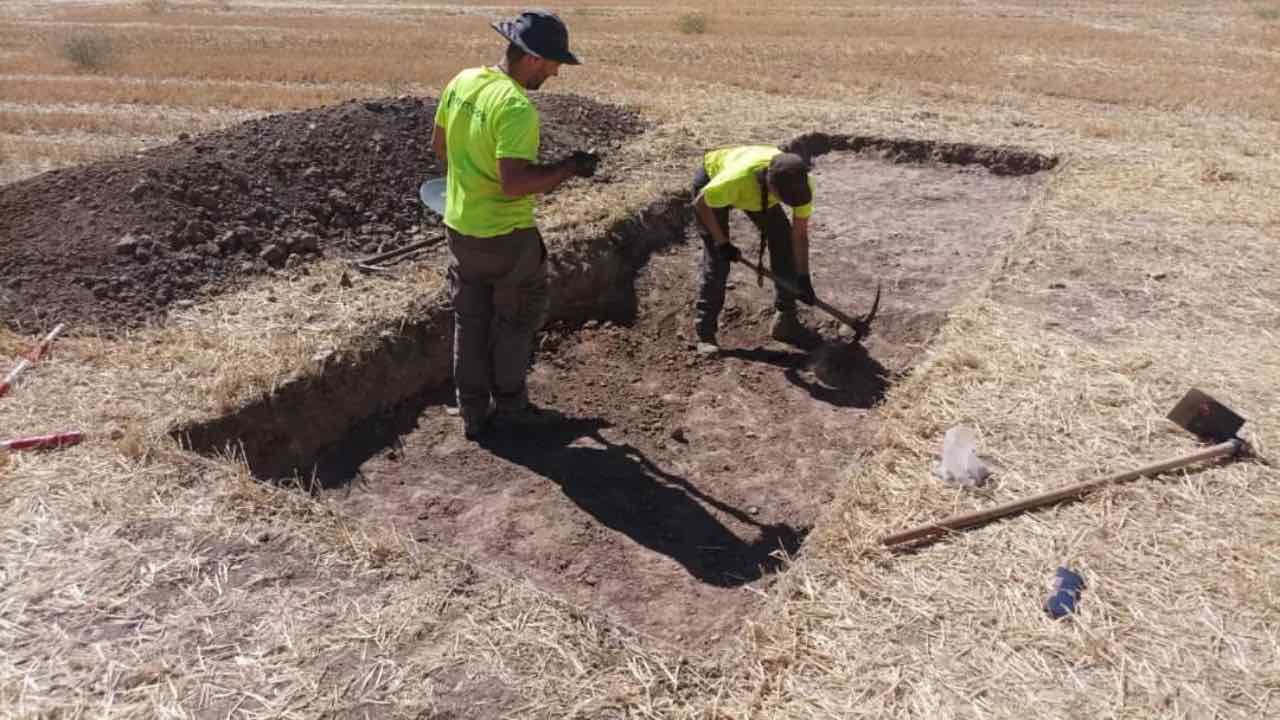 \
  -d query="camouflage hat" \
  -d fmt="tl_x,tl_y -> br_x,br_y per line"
491,10 -> 581,65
